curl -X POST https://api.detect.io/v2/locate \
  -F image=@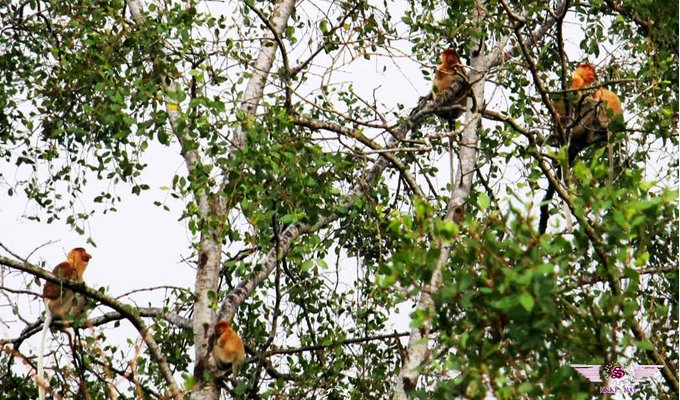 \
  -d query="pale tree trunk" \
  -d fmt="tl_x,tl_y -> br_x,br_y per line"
234,0 -> 296,149
391,59 -> 486,400
187,0 -> 296,399
392,1 -> 487,397
391,0 -> 572,396
126,1 -> 296,399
